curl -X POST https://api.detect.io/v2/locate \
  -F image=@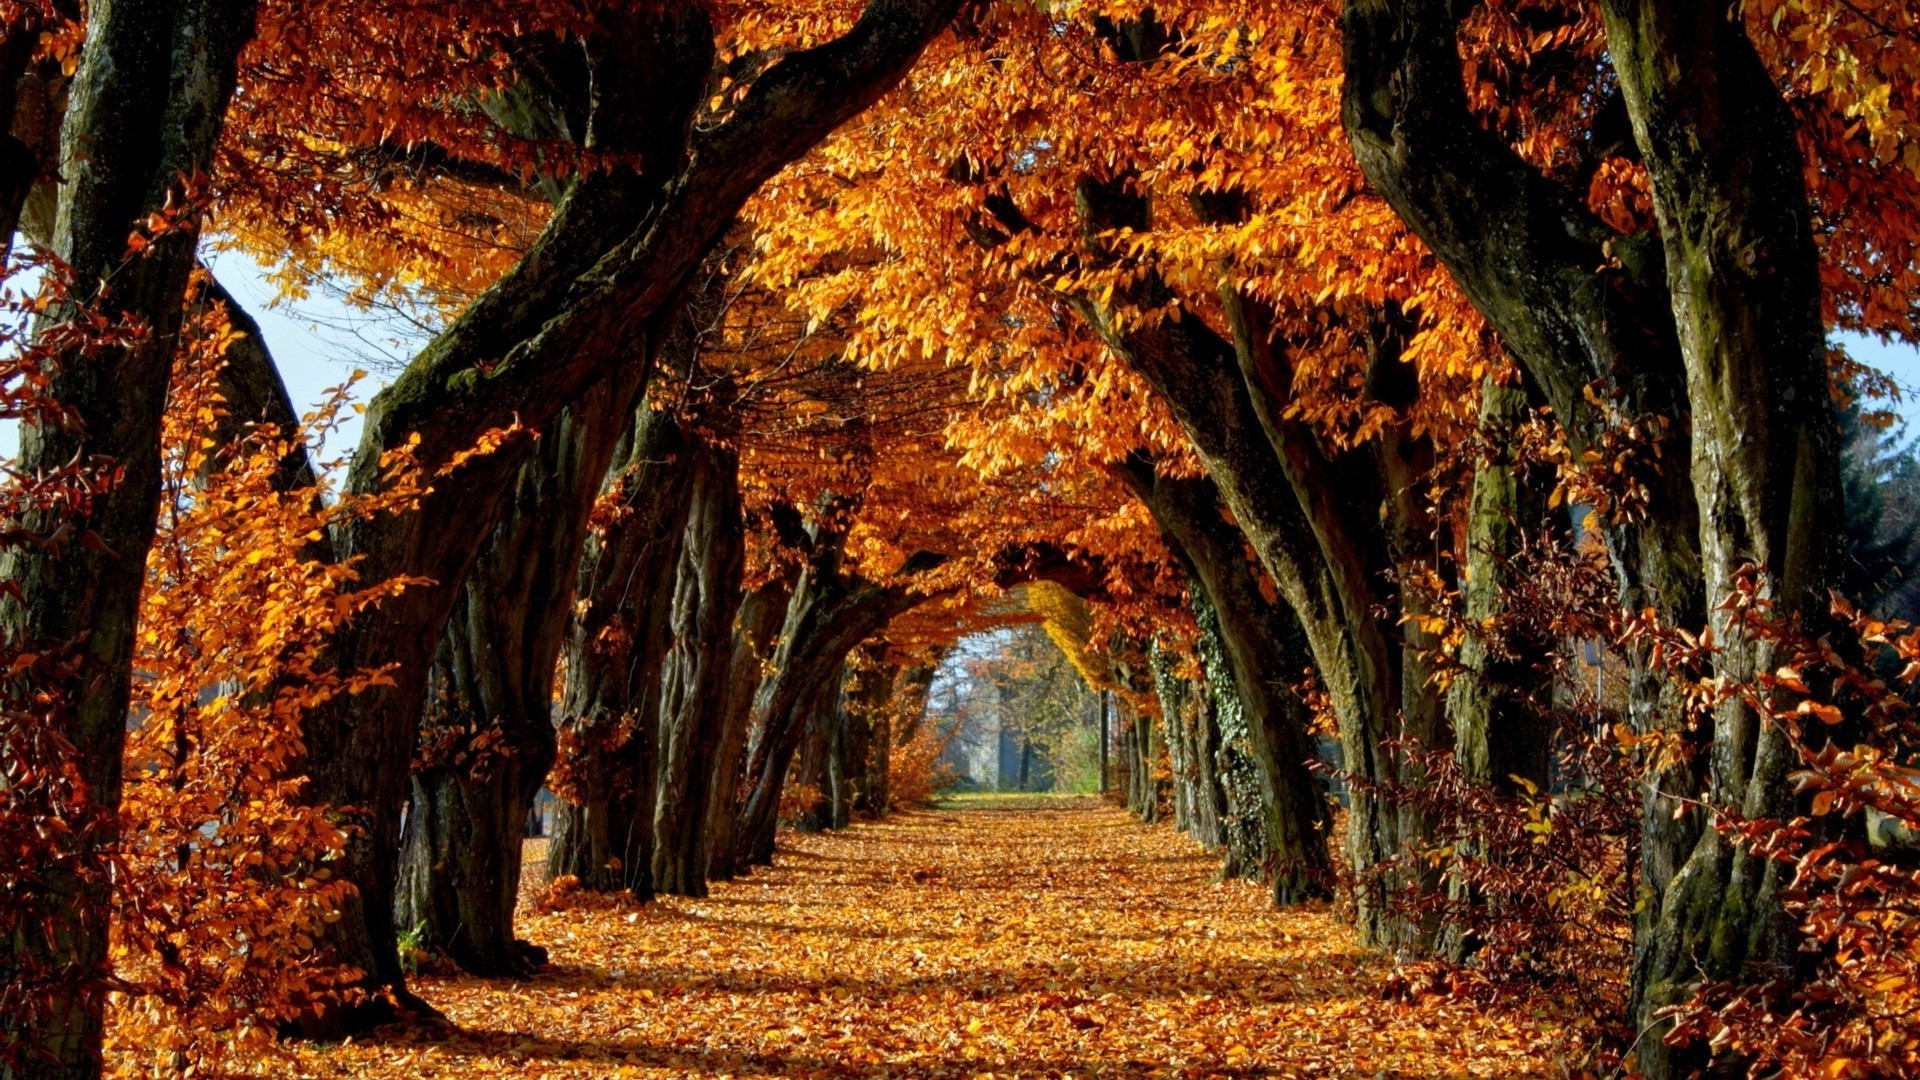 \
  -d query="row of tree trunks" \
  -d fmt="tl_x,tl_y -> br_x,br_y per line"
1339,1 -> 1840,1072
1118,455 -> 1333,903
732,529 -> 949,870
1068,178 -> 1401,944
0,1 -> 256,1073
290,0 -> 965,1020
